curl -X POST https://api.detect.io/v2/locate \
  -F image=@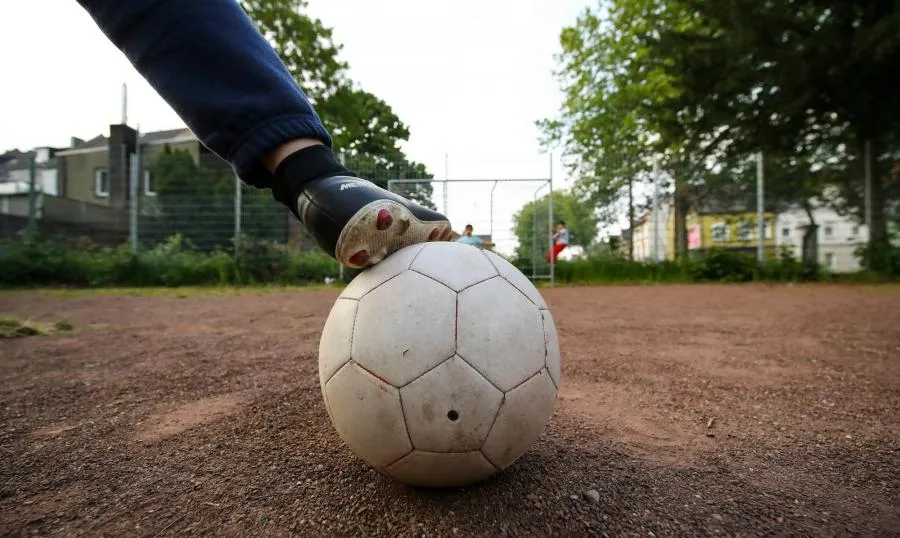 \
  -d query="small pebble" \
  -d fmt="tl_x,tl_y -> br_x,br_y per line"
585,489 -> 600,504
570,494 -> 579,500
